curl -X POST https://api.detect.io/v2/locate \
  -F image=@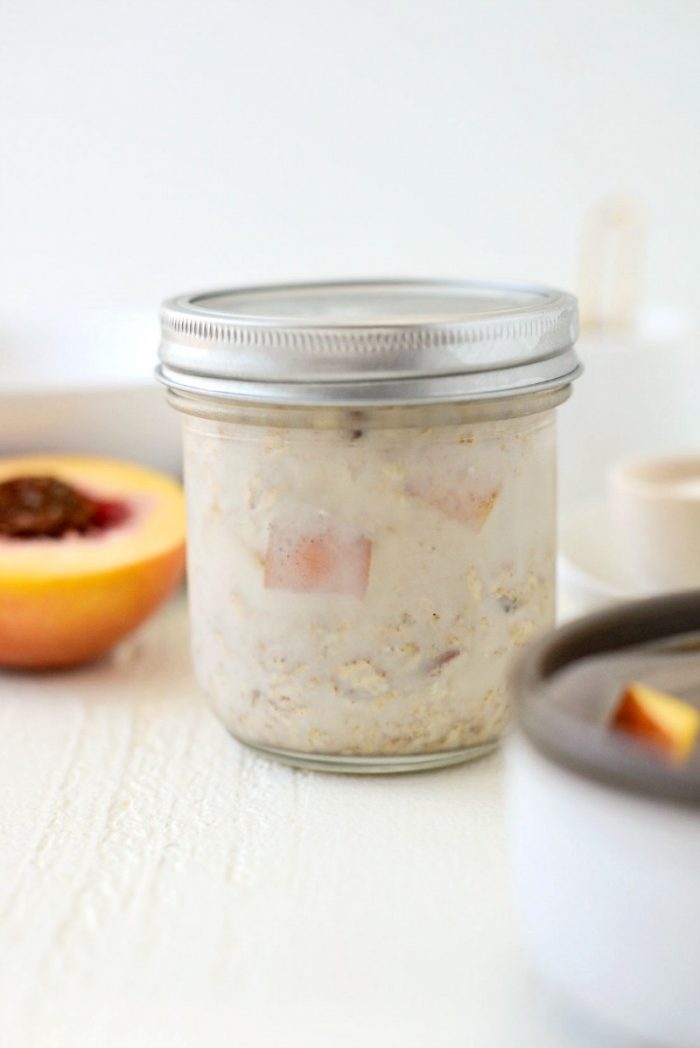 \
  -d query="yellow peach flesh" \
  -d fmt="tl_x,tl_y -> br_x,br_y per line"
0,455 -> 186,668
